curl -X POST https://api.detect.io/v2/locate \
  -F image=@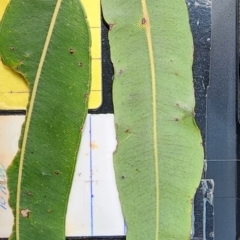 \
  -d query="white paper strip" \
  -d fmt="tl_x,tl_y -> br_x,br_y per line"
0,114 -> 125,238
0,115 -> 24,238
